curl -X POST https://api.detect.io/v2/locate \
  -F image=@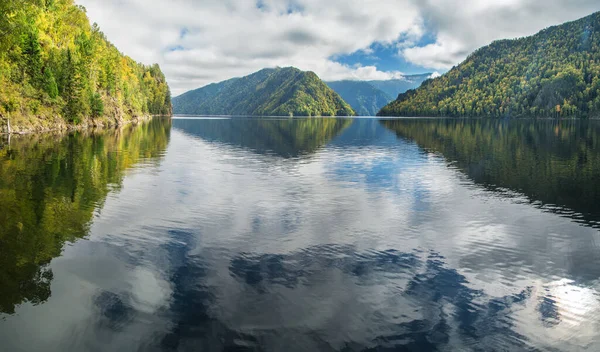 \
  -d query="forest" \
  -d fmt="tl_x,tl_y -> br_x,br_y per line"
379,12 -> 600,118
0,0 -> 172,132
